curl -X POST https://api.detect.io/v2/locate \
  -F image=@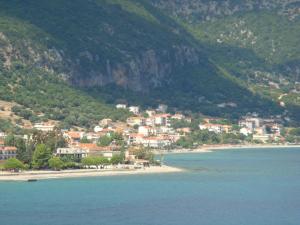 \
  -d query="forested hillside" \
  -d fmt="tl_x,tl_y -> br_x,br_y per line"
1,0 -> 300,127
